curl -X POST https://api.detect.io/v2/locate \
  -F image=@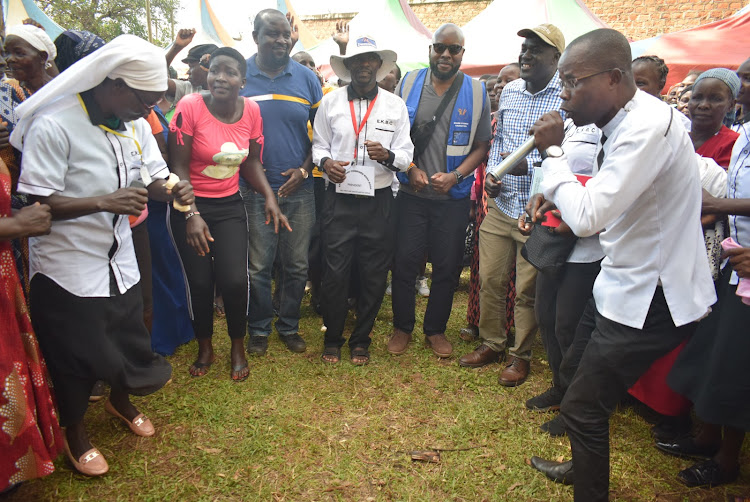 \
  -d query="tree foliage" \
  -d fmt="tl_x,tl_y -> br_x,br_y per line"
37,0 -> 180,47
